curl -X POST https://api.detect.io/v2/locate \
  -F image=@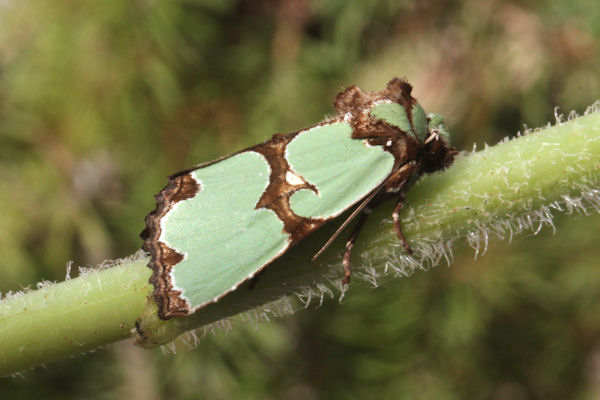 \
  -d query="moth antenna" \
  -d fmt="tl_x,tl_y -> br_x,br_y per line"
311,185 -> 384,262
424,131 -> 439,144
